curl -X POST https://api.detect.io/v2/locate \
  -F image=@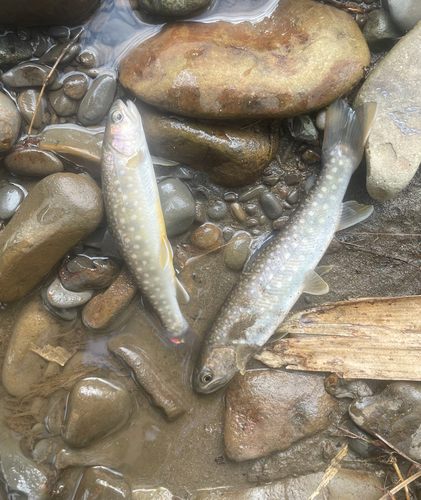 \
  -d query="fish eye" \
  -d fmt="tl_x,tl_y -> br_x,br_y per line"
111,110 -> 123,123
200,371 -> 213,385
